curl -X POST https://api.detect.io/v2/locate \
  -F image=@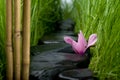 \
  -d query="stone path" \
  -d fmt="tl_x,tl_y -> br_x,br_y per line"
30,19 -> 98,80
30,45 -> 93,80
